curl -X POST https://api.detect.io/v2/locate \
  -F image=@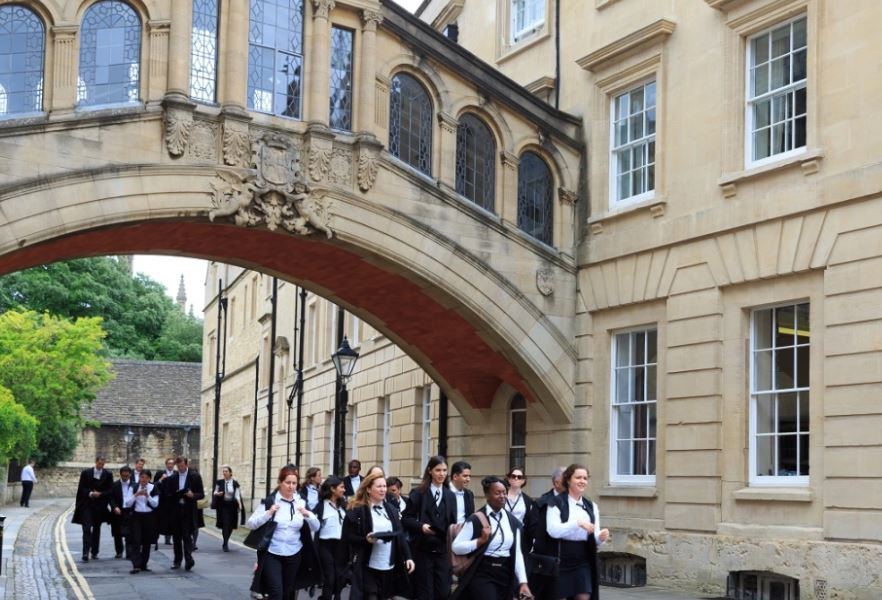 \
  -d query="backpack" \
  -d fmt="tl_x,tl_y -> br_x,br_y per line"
448,511 -> 491,577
